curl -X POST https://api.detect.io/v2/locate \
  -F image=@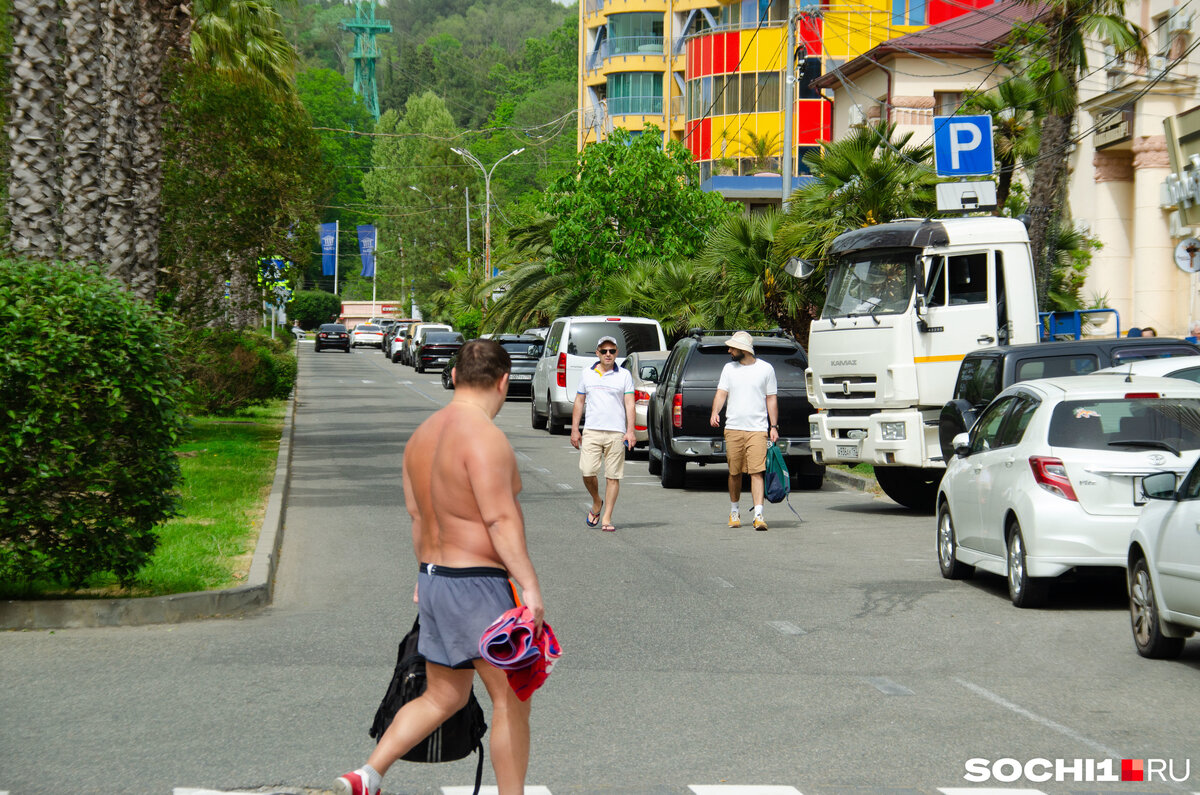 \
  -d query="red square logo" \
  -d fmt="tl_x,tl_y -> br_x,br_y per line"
1122,759 -> 1144,781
